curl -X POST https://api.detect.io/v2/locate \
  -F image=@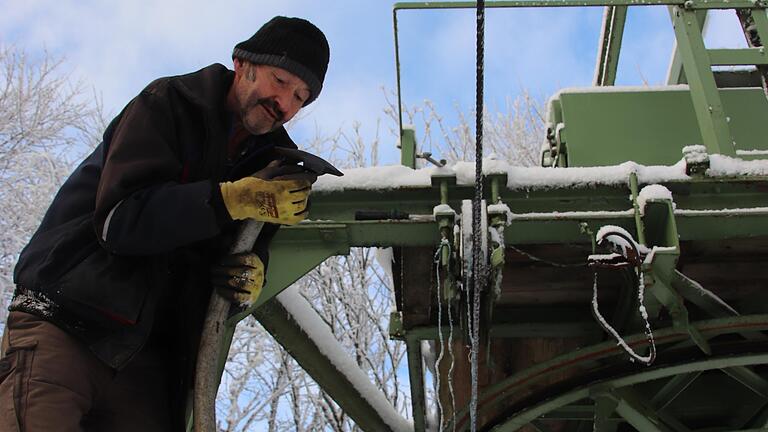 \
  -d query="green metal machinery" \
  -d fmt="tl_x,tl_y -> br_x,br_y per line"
209,2 -> 768,431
